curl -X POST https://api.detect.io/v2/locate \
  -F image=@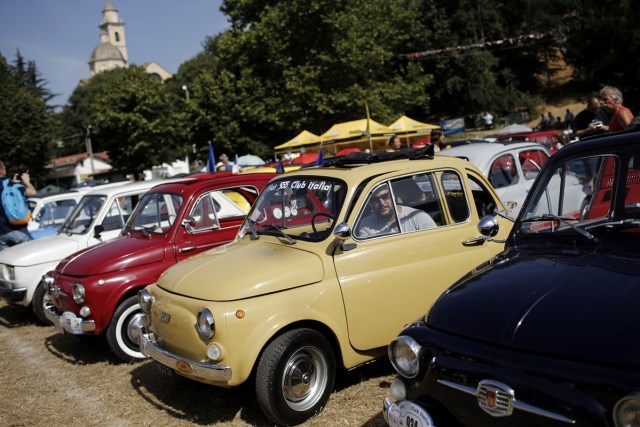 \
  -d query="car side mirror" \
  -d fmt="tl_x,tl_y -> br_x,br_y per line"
478,215 -> 499,238
333,222 -> 356,251
181,217 -> 196,228
93,224 -> 104,239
